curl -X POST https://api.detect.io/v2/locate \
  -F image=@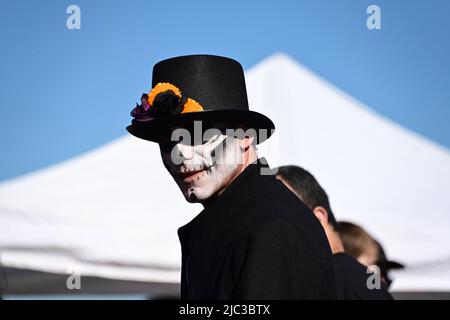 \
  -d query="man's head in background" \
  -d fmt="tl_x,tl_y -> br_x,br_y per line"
275,165 -> 344,254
